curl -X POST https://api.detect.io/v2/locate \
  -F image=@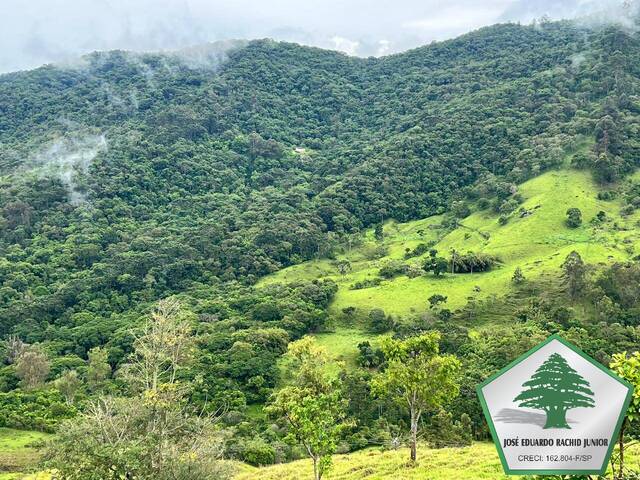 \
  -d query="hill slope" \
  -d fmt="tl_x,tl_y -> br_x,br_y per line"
262,167 -> 640,316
